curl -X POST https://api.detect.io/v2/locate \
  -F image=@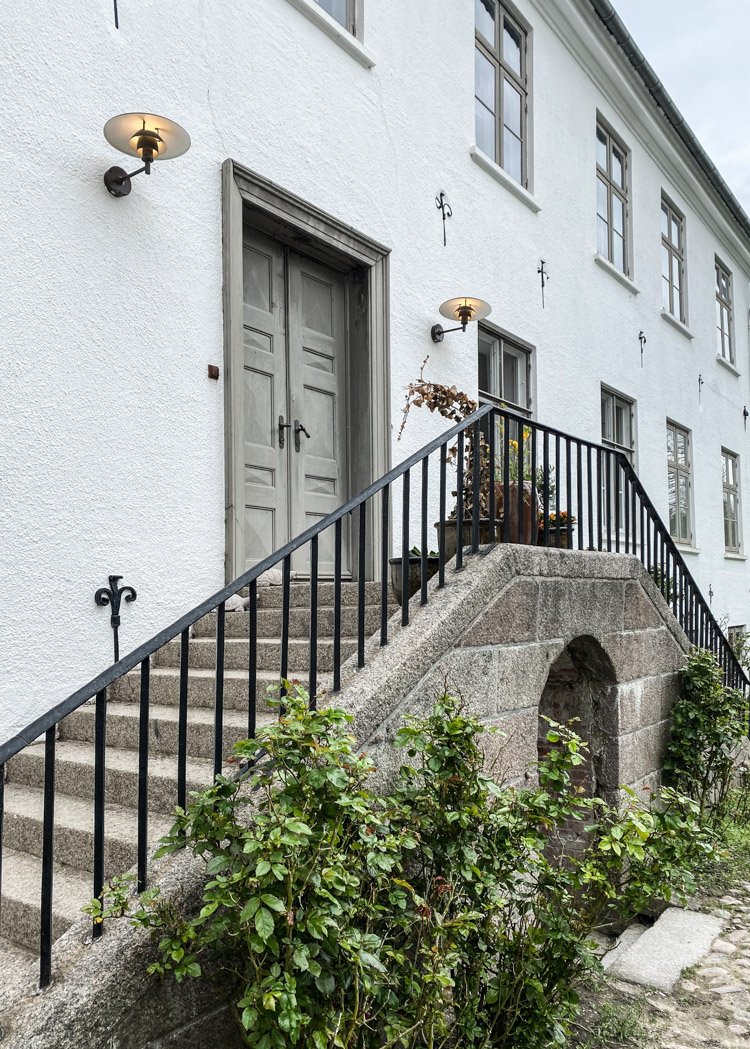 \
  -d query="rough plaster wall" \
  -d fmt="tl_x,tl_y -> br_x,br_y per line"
1,0 -> 747,744
0,548 -> 689,1046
